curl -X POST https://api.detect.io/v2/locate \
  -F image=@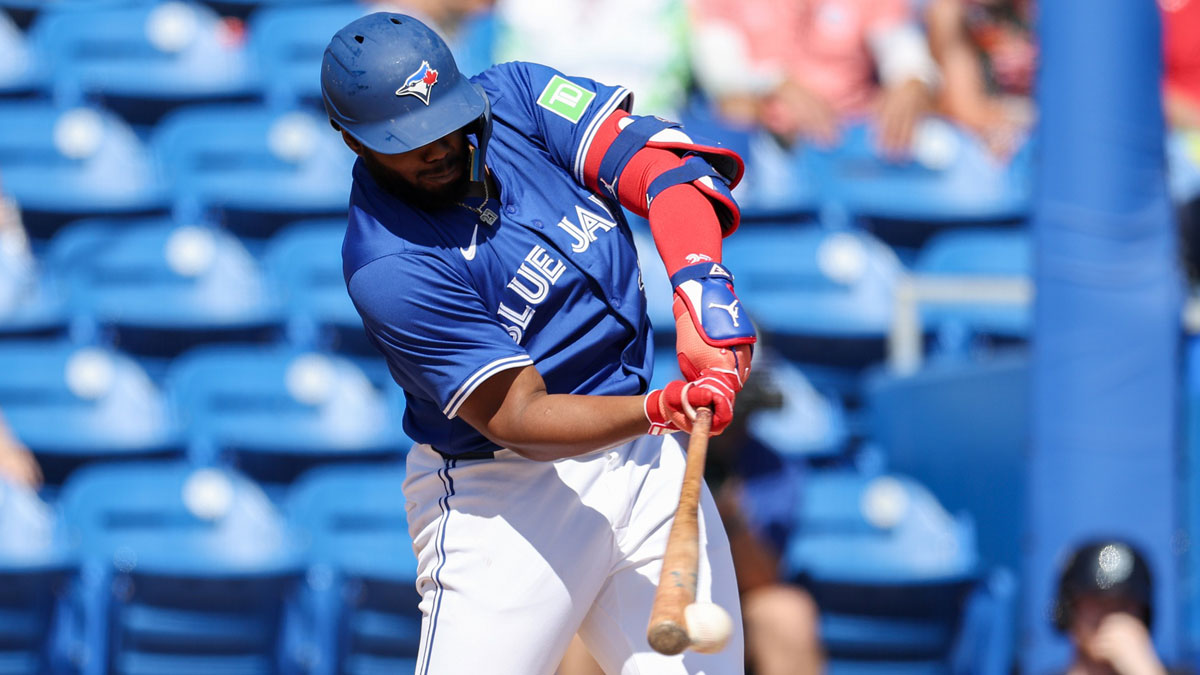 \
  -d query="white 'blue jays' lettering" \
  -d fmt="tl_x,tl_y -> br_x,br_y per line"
556,205 -> 617,254
498,245 -> 567,344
